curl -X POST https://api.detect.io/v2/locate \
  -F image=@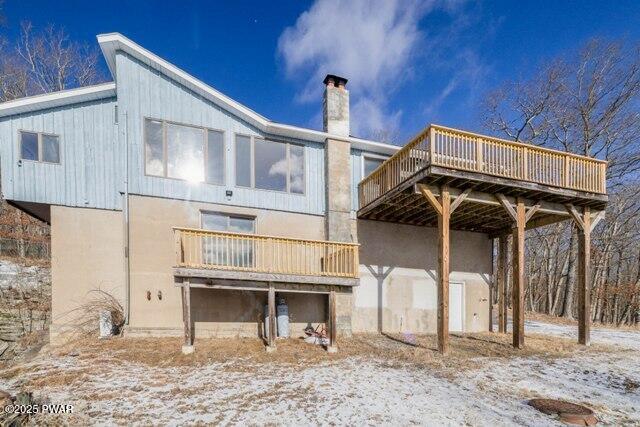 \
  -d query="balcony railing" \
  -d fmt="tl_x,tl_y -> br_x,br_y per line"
359,124 -> 607,209
173,227 -> 359,279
